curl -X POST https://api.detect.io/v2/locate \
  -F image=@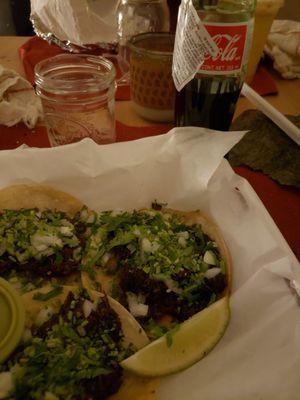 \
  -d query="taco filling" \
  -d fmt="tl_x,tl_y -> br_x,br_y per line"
80,206 -> 229,338
0,288 -> 136,400
0,208 -> 86,293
